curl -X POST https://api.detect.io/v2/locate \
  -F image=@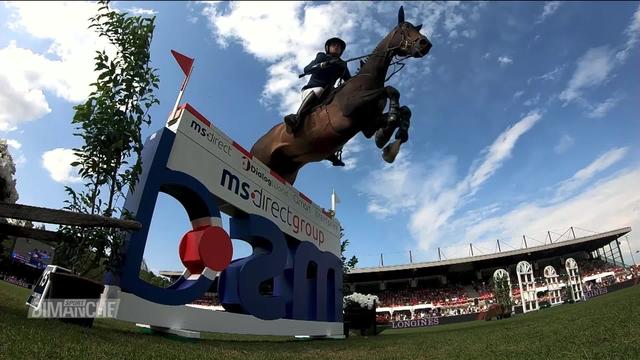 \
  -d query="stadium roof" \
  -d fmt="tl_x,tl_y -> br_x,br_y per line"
346,227 -> 631,283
